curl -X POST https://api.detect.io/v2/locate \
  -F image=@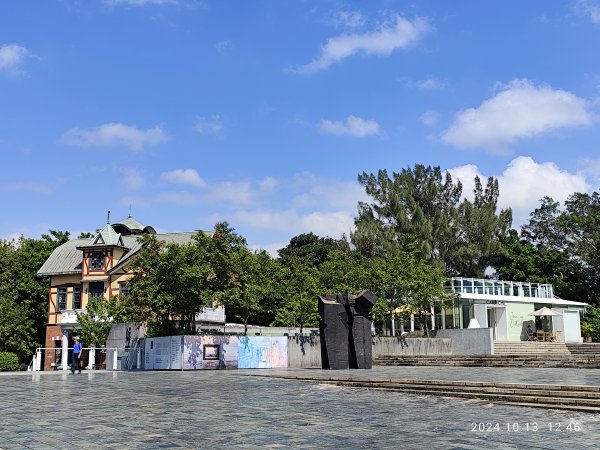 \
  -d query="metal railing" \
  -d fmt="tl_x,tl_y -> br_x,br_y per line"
444,277 -> 554,299
28,347 -> 122,372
